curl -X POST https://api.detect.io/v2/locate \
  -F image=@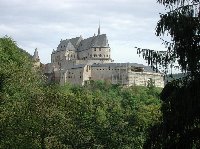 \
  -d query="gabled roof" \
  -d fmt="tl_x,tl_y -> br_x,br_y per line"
66,41 -> 76,51
70,36 -> 83,48
55,34 -> 109,53
57,40 -> 70,51
56,39 -> 76,52
77,34 -> 109,51
92,34 -> 109,47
